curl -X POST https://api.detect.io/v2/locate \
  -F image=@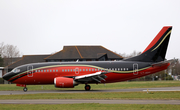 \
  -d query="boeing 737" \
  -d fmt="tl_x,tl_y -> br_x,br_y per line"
3,26 -> 176,92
